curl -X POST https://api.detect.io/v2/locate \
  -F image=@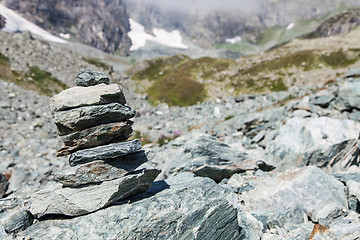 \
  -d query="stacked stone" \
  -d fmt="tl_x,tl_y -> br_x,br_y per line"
29,69 -> 160,218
